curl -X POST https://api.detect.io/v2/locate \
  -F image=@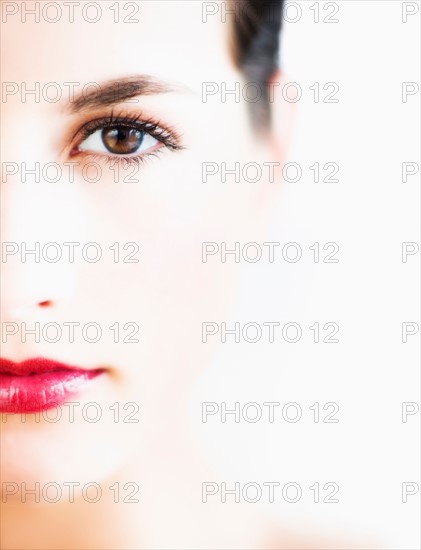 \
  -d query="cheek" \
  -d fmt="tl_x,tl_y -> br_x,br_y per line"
62,165 -> 243,390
